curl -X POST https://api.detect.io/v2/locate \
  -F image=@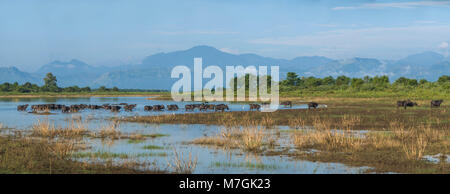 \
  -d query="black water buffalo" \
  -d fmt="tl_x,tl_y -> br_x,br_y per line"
110,106 -> 121,112
153,105 -> 165,111
17,104 -> 29,111
185,104 -> 195,111
61,106 -> 70,113
124,104 -> 137,111
215,104 -> 229,112
206,104 -> 215,110
192,104 -> 202,110
199,104 -> 209,111
89,105 -> 101,110
431,100 -> 444,108
281,101 -> 292,108
144,105 -> 153,111
397,100 -> 418,109
167,104 -> 179,111
249,104 -> 261,111
308,102 -> 319,109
